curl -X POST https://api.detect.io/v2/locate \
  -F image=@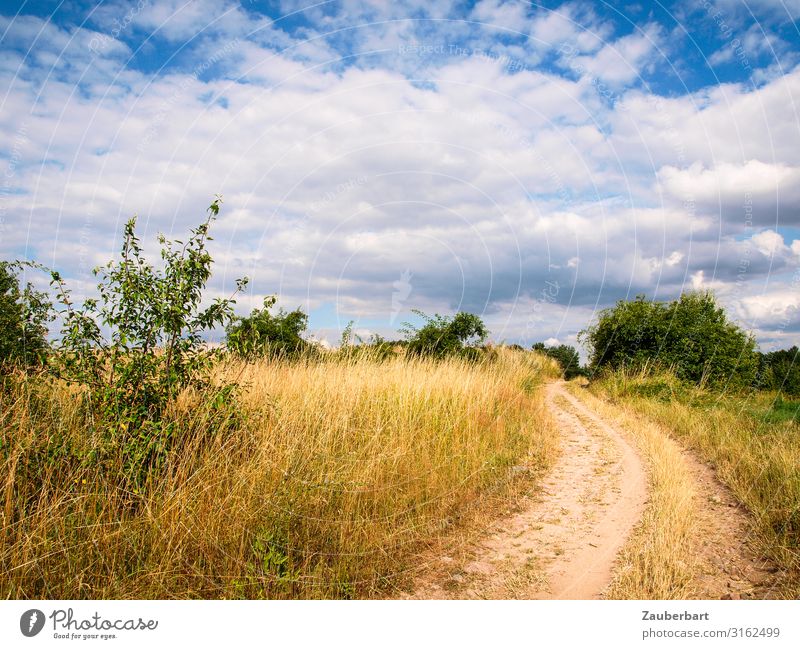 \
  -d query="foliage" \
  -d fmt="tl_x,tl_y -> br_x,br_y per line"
46,197 -> 247,487
580,291 -> 758,388
531,342 -> 583,379
226,296 -> 308,359
0,261 -> 52,370
757,346 -> 800,396
336,325 -> 398,361
401,309 -> 488,359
